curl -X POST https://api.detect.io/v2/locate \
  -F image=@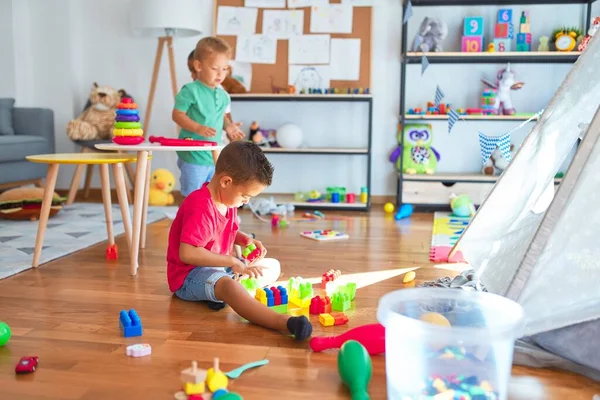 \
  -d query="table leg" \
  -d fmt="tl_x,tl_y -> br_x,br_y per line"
140,151 -> 152,249
99,164 -> 115,248
130,151 -> 149,275
32,163 -> 59,268
113,163 -> 132,251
